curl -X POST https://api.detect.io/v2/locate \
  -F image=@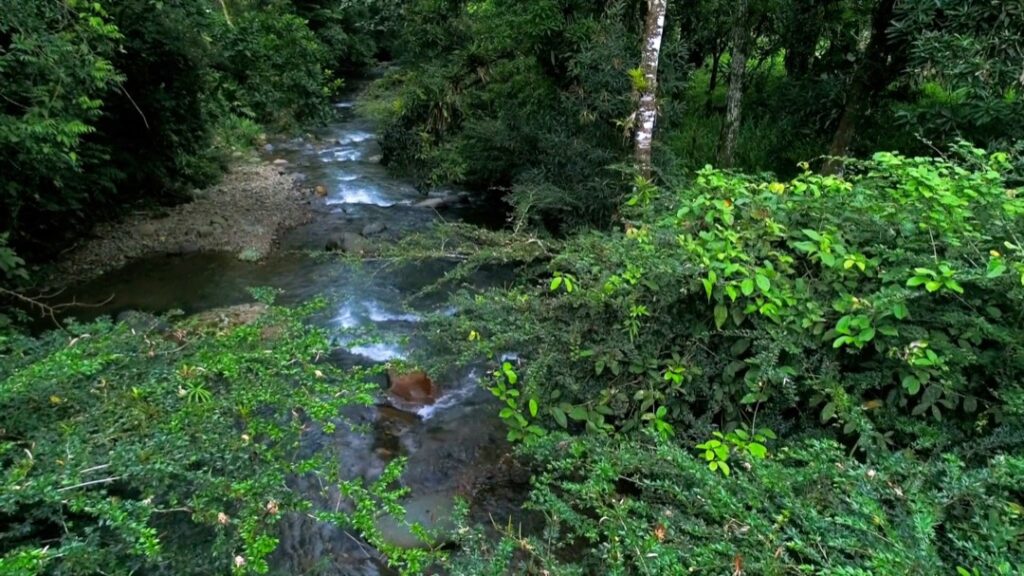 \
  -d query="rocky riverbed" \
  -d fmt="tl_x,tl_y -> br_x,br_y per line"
49,162 -> 316,284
